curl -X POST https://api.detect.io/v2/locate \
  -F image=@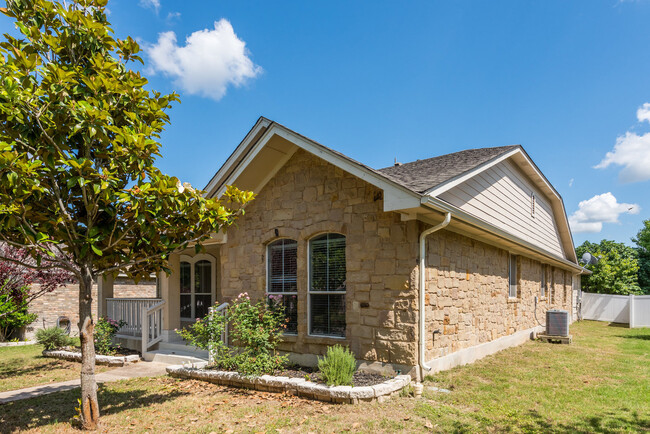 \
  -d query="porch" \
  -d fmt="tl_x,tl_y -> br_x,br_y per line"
97,244 -> 224,363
